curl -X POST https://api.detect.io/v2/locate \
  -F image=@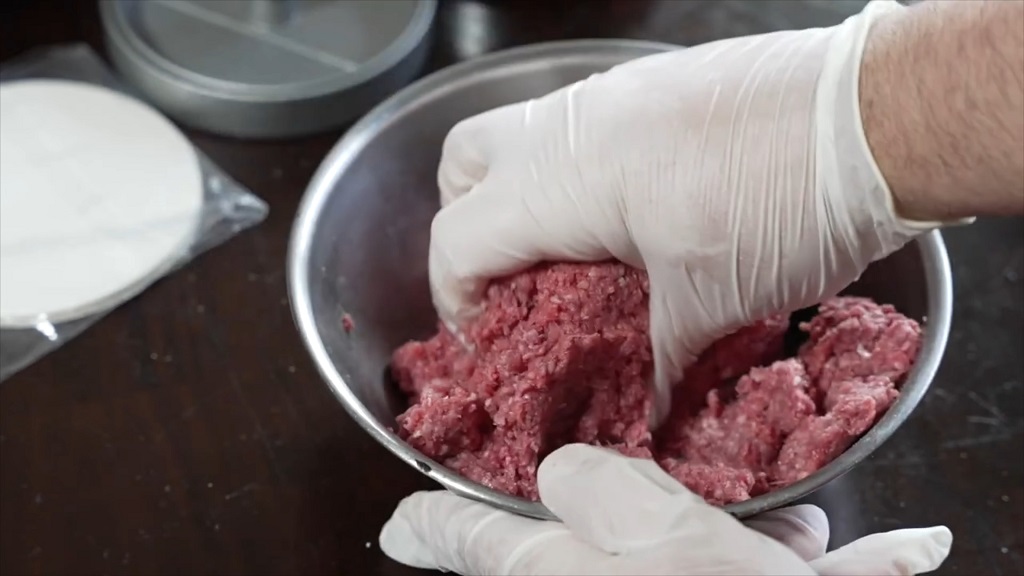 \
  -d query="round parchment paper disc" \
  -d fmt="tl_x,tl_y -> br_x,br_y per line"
0,79 -> 204,328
